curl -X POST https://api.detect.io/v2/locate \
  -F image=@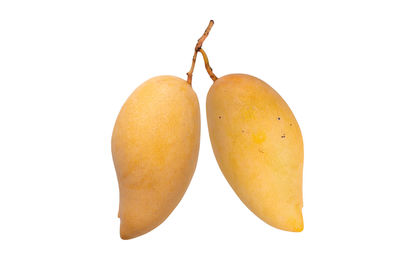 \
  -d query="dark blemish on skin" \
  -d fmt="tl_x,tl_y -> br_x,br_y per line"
290,123 -> 292,126
277,117 -> 281,120
281,135 -> 286,138
241,129 -> 245,133
218,116 -> 221,119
